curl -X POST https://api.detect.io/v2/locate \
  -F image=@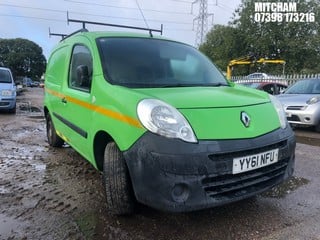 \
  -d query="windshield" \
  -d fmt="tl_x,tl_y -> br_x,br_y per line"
0,69 -> 12,83
285,79 -> 320,94
97,37 -> 228,88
